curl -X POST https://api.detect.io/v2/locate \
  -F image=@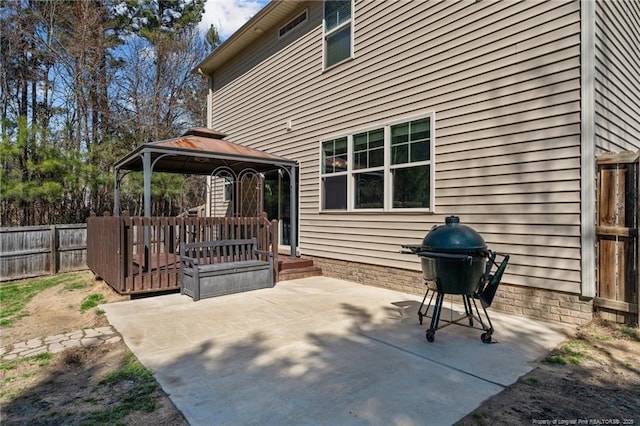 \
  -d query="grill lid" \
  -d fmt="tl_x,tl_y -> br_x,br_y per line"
421,216 -> 487,254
